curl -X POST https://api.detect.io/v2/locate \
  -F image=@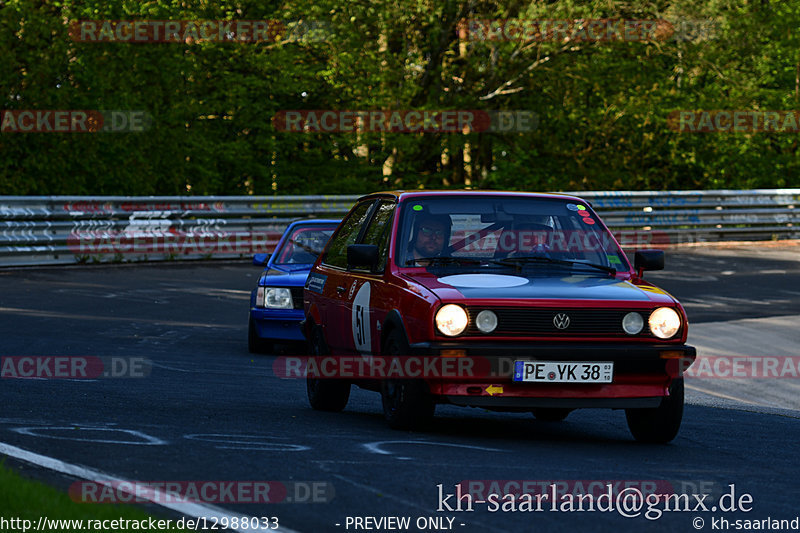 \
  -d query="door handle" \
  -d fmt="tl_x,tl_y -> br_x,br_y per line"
336,285 -> 346,295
